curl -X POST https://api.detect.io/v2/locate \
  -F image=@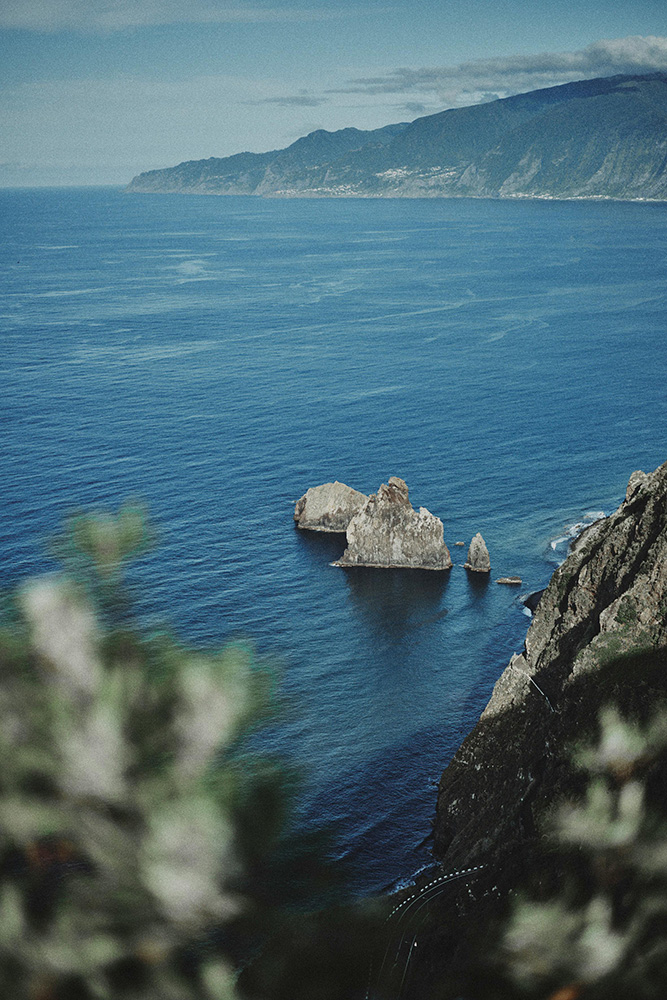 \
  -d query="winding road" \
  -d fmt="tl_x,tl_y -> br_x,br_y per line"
367,864 -> 486,999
